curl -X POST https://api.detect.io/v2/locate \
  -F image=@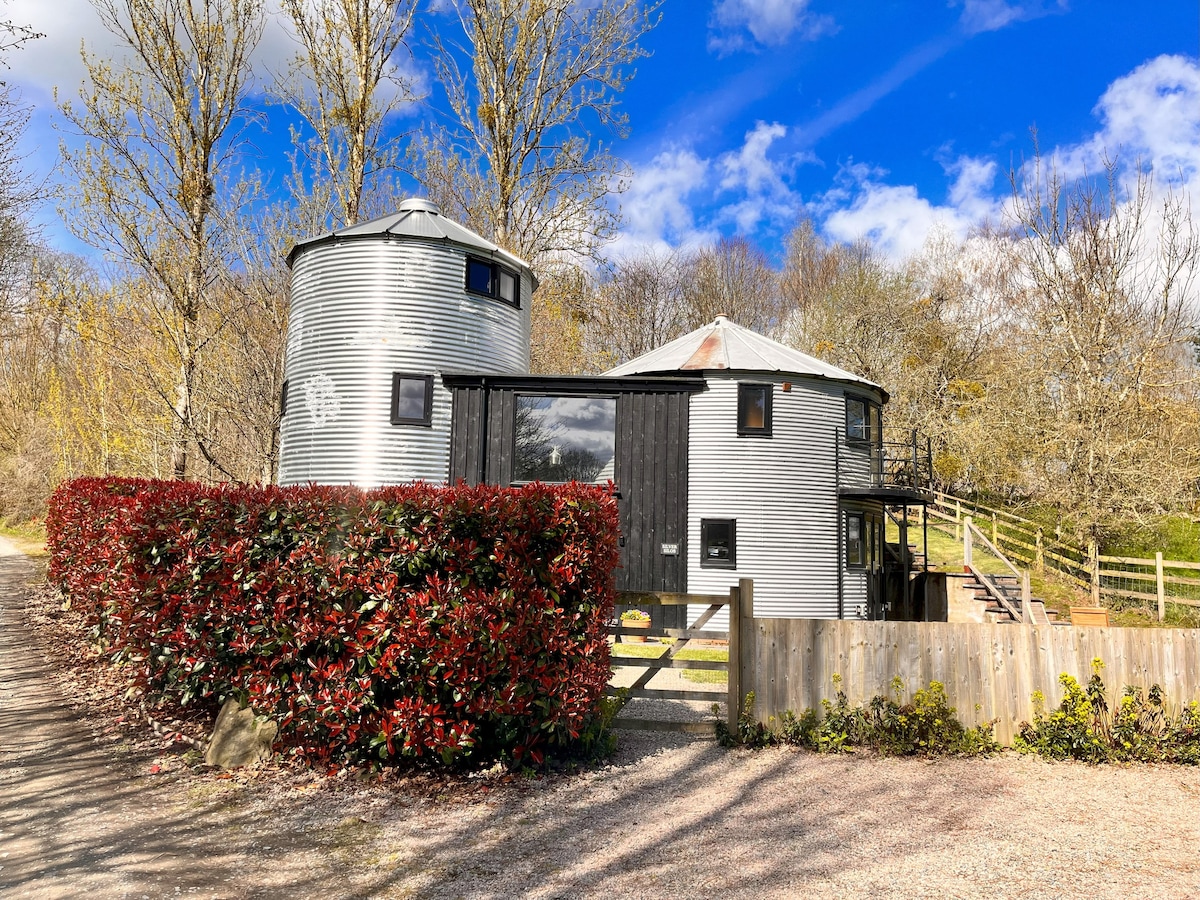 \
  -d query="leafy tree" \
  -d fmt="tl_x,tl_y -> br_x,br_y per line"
276,0 -> 419,229
58,0 -> 265,480
1003,152 -> 1200,540
414,0 -> 659,264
